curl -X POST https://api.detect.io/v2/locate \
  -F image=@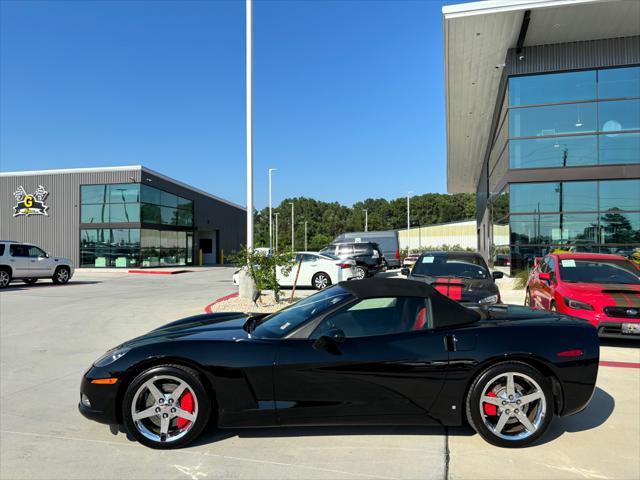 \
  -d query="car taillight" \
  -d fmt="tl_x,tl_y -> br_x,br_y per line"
336,263 -> 352,269
395,249 -> 400,260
